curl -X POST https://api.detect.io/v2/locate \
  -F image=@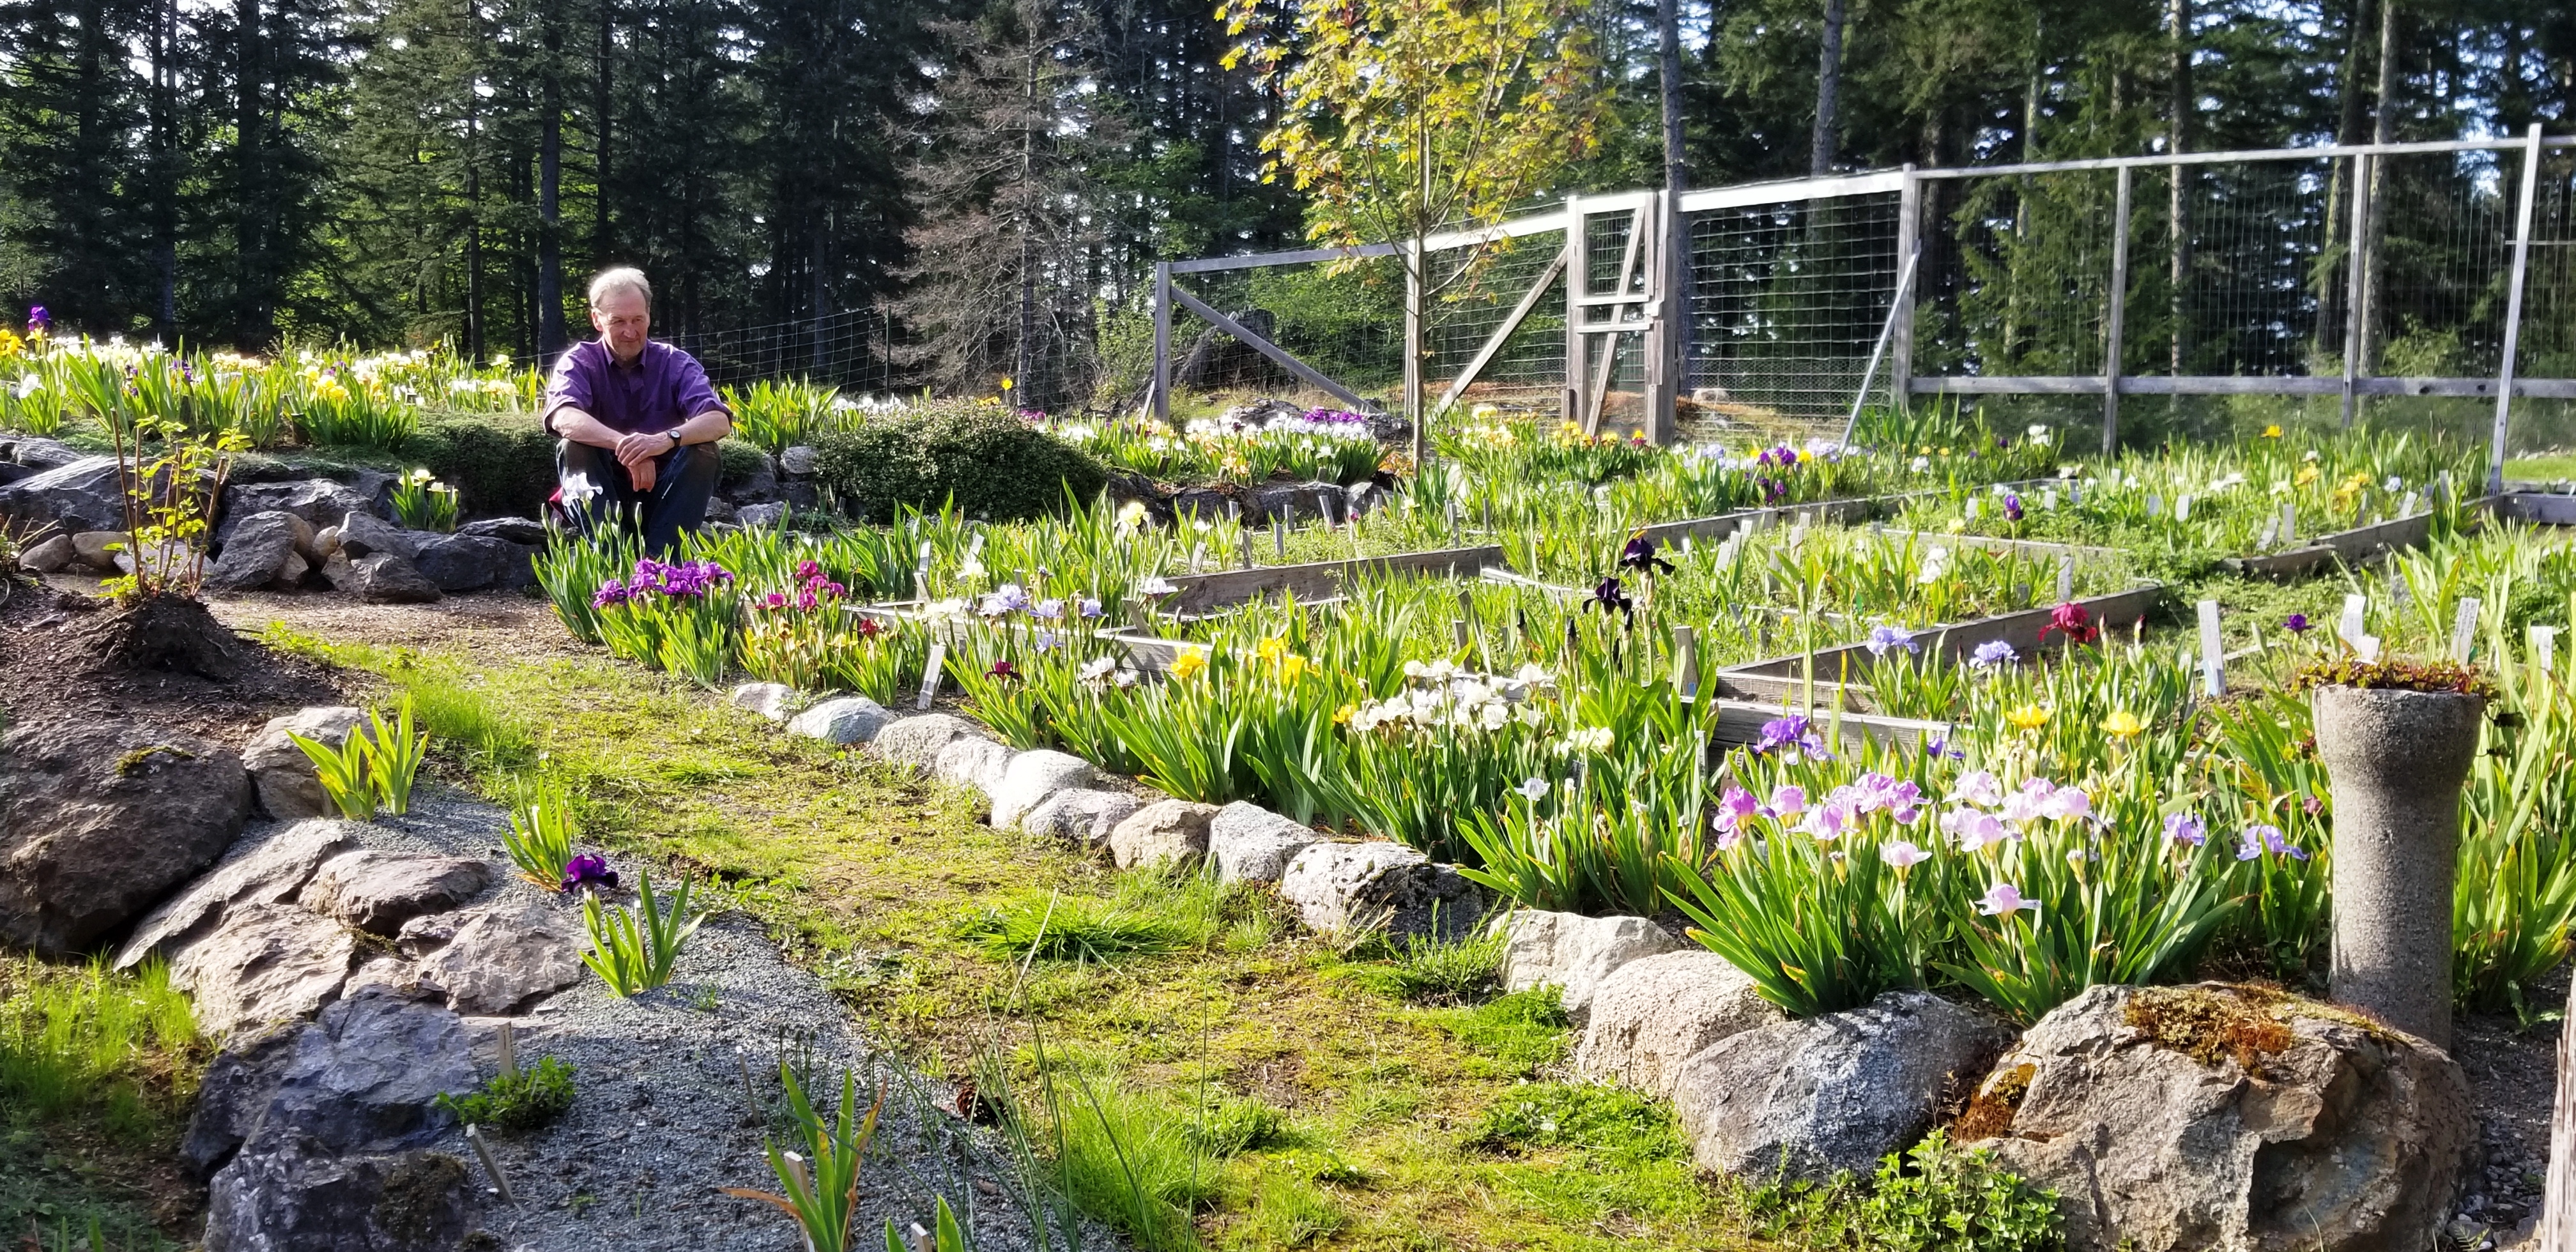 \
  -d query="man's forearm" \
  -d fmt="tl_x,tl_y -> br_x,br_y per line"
674,408 -> 733,445
551,405 -> 625,449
